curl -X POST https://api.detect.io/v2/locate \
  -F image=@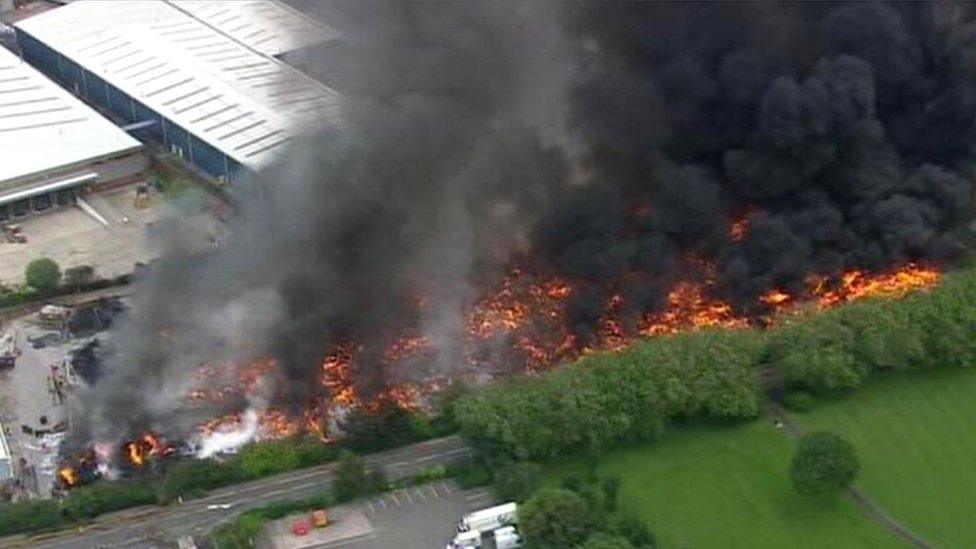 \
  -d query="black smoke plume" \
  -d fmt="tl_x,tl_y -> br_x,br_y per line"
70,1 -> 976,446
